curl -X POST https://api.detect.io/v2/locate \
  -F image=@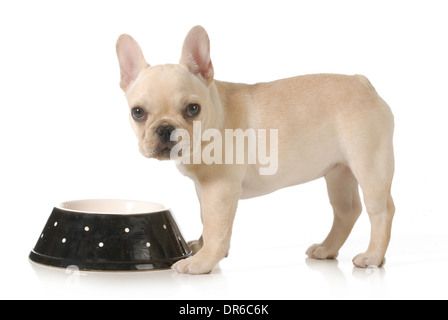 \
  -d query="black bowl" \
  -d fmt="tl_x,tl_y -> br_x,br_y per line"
29,199 -> 192,271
